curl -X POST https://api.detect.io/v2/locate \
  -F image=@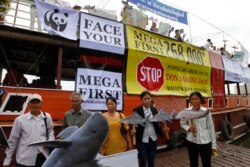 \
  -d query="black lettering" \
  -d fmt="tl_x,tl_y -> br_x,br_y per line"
79,75 -> 91,85
93,34 -> 102,41
103,24 -> 112,34
114,37 -> 121,46
84,19 -> 93,29
93,22 -> 102,32
83,31 -> 92,39
102,77 -> 111,87
95,89 -> 104,98
171,43 -> 178,58
103,35 -> 112,43
113,26 -> 121,35
112,79 -> 121,88
164,41 -> 170,56
177,45 -> 184,60
105,90 -> 113,98
134,40 -> 141,49
93,76 -> 102,86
